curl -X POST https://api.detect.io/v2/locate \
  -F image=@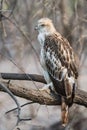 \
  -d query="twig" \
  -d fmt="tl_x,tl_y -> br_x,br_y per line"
19,118 -> 31,121
0,83 -> 21,125
6,101 -> 34,114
